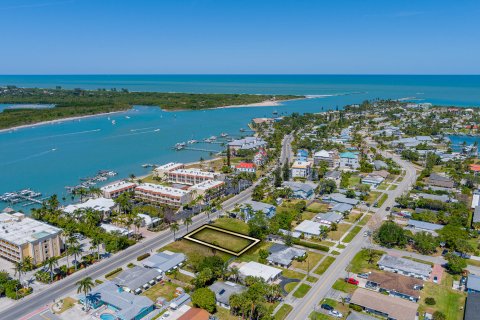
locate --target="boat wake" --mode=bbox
[130,126,160,132]
[1,148,58,166]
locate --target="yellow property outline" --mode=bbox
[184,224,260,256]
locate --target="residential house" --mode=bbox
[427,173,454,189]
[314,150,338,167]
[112,266,162,294]
[137,213,161,228]
[296,149,309,162]
[464,292,480,320]
[322,193,359,206]
[473,206,480,229]
[100,223,132,236]
[178,308,210,320]
[142,251,186,273]
[366,271,423,302]
[416,193,452,203]
[169,293,191,310]
[405,219,443,235]
[294,220,323,238]
[349,288,418,320]
[466,274,480,293]
[361,173,385,188]
[281,181,315,199]
[253,148,268,166]
[266,244,306,268]
[240,200,276,221]
[373,160,388,170]
[238,261,282,283]
[339,152,359,169]
[79,281,154,320]
[325,170,341,183]
[209,281,246,309]
[63,197,115,219]
[331,203,354,215]
[228,137,267,155]
[291,160,312,179]
[377,254,432,280]
[235,162,256,173]
[346,311,378,320]
[314,211,343,226]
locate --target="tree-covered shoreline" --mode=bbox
[0,87,302,129]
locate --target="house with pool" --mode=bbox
[78,281,154,320]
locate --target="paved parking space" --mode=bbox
[430,264,444,283]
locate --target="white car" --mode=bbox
[329,310,343,318]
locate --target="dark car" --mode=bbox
[385,206,391,211]
[321,304,334,311]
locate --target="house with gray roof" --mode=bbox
[267,243,306,267]
[331,203,353,214]
[464,292,480,320]
[473,206,480,228]
[322,193,359,206]
[169,293,191,310]
[112,266,162,294]
[467,274,480,293]
[209,281,246,309]
[79,281,154,320]
[346,311,378,320]
[142,251,186,273]
[416,193,451,202]
[314,211,343,226]
[325,170,341,181]
[373,160,388,170]
[406,219,443,235]
[240,200,276,221]
[378,254,432,280]
[282,181,315,199]
[427,173,454,189]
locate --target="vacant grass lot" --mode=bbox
[418,275,466,320]
[191,227,253,252]
[306,202,329,213]
[292,252,324,272]
[302,210,318,220]
[237,241,272,263]
[275,304,293,320]
[348,175,361,187]
[293,283,311,298]
[366,191,382,205]
[332,278,357,294]
[342,226,362,243]
[141,281,178,301]
[347,249,384,273]
[328,223,351,241]
[212,217,249,235]
[314,256,336,275]
[347,212,362,223]
[164,238,232,264]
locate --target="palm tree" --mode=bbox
[23,256,34,272]
[65,235,79,269]
[76,277,94,311]
[90,235,102,261]
[13,261,25,286]
[133,216,143,236]
[69,244,83,271]
[230,266,240,283]
[184,216,193,234]
[45,257,59,283]
[170,222,179,240]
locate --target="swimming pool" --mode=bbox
[100,314,116,320]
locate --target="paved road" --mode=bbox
[286,147,418,320]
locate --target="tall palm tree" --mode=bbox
[65,235,79,269]
[133,216,143,236]
[184,216,193,234]
[69,244,83,271]
[45,257,59,283]
[90,235,102,261]
[170,222,179,240]
[13,261,25,285]
[230,266,239,283]
[76,277,94,311]
[23,256,34,272]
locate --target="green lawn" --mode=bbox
[377,193,388,207]
[348,175,361,187]
[141,281,178,301]
[214,307,239,320]
[309,311,333,320]
[328,223,351,241]
[346,249,384,273]
[302,211,318,220]
[293,283,311,298]
[212,217,250,235]
[282,268,305,281]
[237,241,272,263]
[275,304,293,320]
[163,238,232,267]
[314,256,336,275]
[357,214,372,226]
[291,252,324,272]
[376,183,389,190]
[284,282,298,293]
[346,212,362,223]
[418,278,466,320]
[306,202,329,213]
[190,227,253,252]
[342,226,362,243]
[306,275,318,283]
[332,278,357,294]
[366,191,381,205]
[388,184,398,190]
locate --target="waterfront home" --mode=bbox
[366,271,423,302]
[79,281,154,320]
[464,292,480,320]
[339,152,359,169]
[153,162,185,179]
[101,180,137,199]
[142,251,186,273]
[314,211,342,226]
[209,281,246,309]
[349,288,418,320]
[281,181,314,199]
[426,173,454,189]
[377,254,432,280]
[235,162,256,173]
[0,211,62,264]
[294,220,323,238]
[166,168,217,186]
[314,149,338,167]
[466,274,480,293]
[238,261,282,283]
[112,266,162,294]
[228,137,267,155]
[291,160,312,179]
[267,243,306,268]
[135,183,193,208]
[240,200,276,220]
[63,197,115,219]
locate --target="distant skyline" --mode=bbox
[1,0,479,74]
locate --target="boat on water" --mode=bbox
[220,133,228,137]
[154,129,160,132]
[239,128,245,132]
[125,116,131,119]
[112,120,116,125]
[209,136,217,141]
[187,140,198,144]
[273,110,278,115]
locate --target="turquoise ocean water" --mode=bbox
[0,75,479,210]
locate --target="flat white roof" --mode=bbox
[64,197,115,214]
[294,220,322,236]
[100,223,131,236]
[169,168,216,178]
[136,183,190,197]
[154,162,184,171]
[190,180,224,191]
[292,161,312,169]
[239,261,282,282]
[0,212,61,246]
[100,181,137,193]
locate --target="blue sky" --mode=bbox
[1,0,479,74]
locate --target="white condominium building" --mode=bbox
[101,181,137,199]
[135,183,192,208]
[166,168,216,186]
[0,212,63,264]
[153,163,185,179]
[189,180,225,201]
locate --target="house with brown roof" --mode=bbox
[366,271,423,302]
[178,307,210,320]
[349,288,418,320]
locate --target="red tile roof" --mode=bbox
[236,162,256,169]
